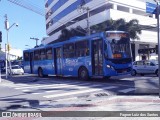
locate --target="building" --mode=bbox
[43,0,158,61]
[0,48,22,61]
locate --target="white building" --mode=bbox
[44,0,158,61]
[0,48,22,60]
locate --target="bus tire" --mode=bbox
[38,68,44,77]
[131,69,136,76]
[78,67,89,81]
[156,70,159,76]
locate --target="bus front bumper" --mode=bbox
[104,67,131,76]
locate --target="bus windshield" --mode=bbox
[106,32,131,59]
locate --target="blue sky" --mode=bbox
[0,0,47,51]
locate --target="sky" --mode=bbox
[0,0,47,51]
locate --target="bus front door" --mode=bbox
[92,39,103,76]
[29,52,33,74]
[55,47,63,75]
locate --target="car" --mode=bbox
[131,60,159,76]
[8,65,24,75]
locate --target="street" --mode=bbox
[0,73,159,112]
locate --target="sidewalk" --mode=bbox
[3,95,160,120]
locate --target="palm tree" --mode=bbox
[58,28,71,42]
[58,26,86,42]
[91,18,141,40]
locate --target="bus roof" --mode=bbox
[23,31,127,52]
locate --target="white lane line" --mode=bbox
[22,89,31,92]
[43,86,117,98]
[119,88,135,93]
[45,85,116,93]
[15,82,88,90]
[32,93,41,94]
[15,82,98,91]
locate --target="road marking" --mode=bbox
[32,93,41,94]
[119,88,135,93]
[43,86,116,98]
[15,82,101,91]
[22,89,30,92]
[15,82,90,90]
[44,85,116,93]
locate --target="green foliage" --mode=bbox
[58,26,86,42]
[91,18,141,40]
[17,56,22,60]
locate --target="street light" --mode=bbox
[4,14,18,79]
[25,45,32,49]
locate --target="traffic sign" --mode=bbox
[146,2,157,14]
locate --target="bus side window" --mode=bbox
[34,50,40,61]
[24,52,29,61]
[75,40,89,57]
[40,49,46,60]
[63,43,75,58]
[46,48,53,60]
[85,48,89,56]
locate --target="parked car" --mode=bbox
[131,60,159,76]
[8,65,24,75]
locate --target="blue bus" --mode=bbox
[23,31,132,80]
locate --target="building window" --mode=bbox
[133,9,146,16]
[117,5,129,12]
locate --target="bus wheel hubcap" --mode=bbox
[81,70,86,78]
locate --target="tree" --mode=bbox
[91,18,141,40]
[58,26,86,42]
[17,56,22,60]
[58,28,71,42]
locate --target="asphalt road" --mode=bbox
[0,73,159,111]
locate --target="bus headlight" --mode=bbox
[106,65,115,70]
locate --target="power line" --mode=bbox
[7,0,45,16]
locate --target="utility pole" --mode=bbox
[4,14,18,79]
[77,5,90,35]
[5,14,9,79]
[157,1,160,98]
[30,37,39,47]
[154,0,160,98]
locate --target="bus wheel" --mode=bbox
[156,70,159,76]
[38,68,44,77]
[131,70,136,76]
[79,67,89,80]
